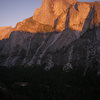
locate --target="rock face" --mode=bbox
[0,26,14,40]
[0,0,100,76]
[0,27,100,74]
[33,0,77,26]
[1,1,100,38]
[69,2,100,31]
[69,2,91,31]
[15,1,100,34]
[0,30,76,66]
[15,0,77,33]
[15,17,54,33]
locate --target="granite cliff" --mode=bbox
[15,1,100,33]
[0,26,14,40]
[0,0,100,76]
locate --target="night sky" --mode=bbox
[0,0,100,27]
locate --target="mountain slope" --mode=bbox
[0,26,100,75]
[0,0,100,76]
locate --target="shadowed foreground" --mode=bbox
[0,65,100,100]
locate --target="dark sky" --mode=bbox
[0,0,100,27]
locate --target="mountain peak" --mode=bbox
[1,0,100,40]
[33,0,77,26]
[42,0,77,4]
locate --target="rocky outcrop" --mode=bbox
[0,26,14,40]
[14,1,100,35]
[15,17,54,33]
[33,0,77,26]
[0,1,99,36]
[69,2,100,31]
[69,2,91,32]
[15,0,77,33]
[55,2,100,34]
